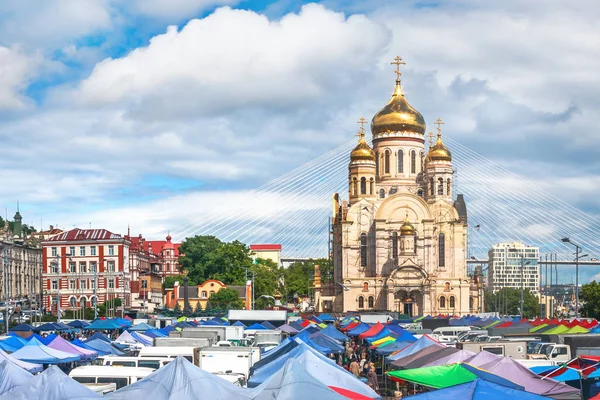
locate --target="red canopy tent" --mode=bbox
[341,321,360,332]
[300,319,312,328]
[359,322,384,339]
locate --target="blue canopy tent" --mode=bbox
[26,333,46,342]
[251,339,299,374]
[308,332,344,354]
[0,340,20,353]
[249,343,314,387]
[386,335,442,363]
[130,332,152,346]
[375,341,413,356]
[405,378,546,400]
[34,323,60,332]
[41,333,57,346]
[128,322,153,332]
[310,316,322,324]
[81,339,125,356]
[0,335,26,351]
[72,339,110,356]
[232,321,246,328]
[143,329,166,339]
[261,321,276,330]
[10,338,80,364]
[247,323,267,330]
[67,320,90,329]
[299,325,320,335]
[320,325,349,342]
[0,349,41,373]
[316,313,336,322]
[84,319,122,330]
[289,320,305,331]
[0,359,33,395]
[85,332,111,343]
[365,328,397,344]
[293,332,330,354]
[10,324,33,332]
[346,323,370,336]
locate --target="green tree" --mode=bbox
[581,281,600,318]
[162,275,195,290]
[484,287,539,318]
[251,258,284,303]
[282,258,330,299]
[206,288,244,310]
[194,301,203,313]
[178,236,252,285]
[173,302,182,315]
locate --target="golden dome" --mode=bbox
[371,81,426,135]
[350,137,375,162]
[400,213,415,236]
[427,133,452,162]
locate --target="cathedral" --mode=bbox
[327,57,479,316]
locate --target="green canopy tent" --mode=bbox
[387,363,523,390]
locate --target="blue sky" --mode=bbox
[1,0,600,282]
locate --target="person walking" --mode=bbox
[349,358,360,378]
[367,363,379,393]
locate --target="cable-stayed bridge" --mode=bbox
[170,136,600,278]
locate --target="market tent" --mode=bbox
[386,335,443,362]
[464,351,502,367]
[71,339,109,356]
[565,325,589,334]
[390,345,446,369]
[114,330,138,344]
[261,321,276,330]
[276,324,298,334]
[67,320,90,329]
[105,356,252,400]
[128,322,153,332]
[289,320,305,331]
[0,338,22,352]
[34,323,62,332]
[543,325,570,335]
[0,365,100,400]
[346,323,371,336]
[143,329,167,338]
[41,333,57,345]
[320,325,349,342]
[397,346,459,369]
[359,322,385,339]
[387,363,523,390]
[365,328,395,344]
[405,378,548,400]
[10,338,80,364]
[293,331,330,354]
[232,321,246,328]
[375,341,412,356]
[251,358,349,400]
[10,324,33,332]
[0,348,41,373]
[251,340,299,373]
[478,356,580,399]
[423,349,476,367]
[308,332,344,354]
[0,359,33,395]
[130,332,152,346]
[47,336,97,360]
[84,319,121,330]
[249,343,320,387]
[318,314,336,322]
[80,339,125,356]
[247,323,267,330]
[85,332,111,343]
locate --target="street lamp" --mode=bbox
[561,238,583,318]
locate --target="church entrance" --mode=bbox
[394,290,421,317]
[403,302,413,317]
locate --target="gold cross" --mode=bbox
[434,117,444,135]
[357,117,367,134]
[427,131,435,148]
[355,129,365,141]
[390,56,406,81]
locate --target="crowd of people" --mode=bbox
[334,341,380,393]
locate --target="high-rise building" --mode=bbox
[488,242,540,294]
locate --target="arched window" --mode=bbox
[352,178,357,196]
[398,150,404,173]
[445,282,450,291]
[375,152,379,175]
[363,282,369,291]
[417,189,423,197]
[209,291,215,296]
[69,297,76,307]
[438,178,444,195]
[360,177,366,194]
[439,233,446,267]
[392,232,398,259]
[80,297,86,308]
[411,150,416,174]
[90,296,97,306]
[360,233,368,268]
[384,150,391,174]
[447,178,451,197]
[430,178,434,196]
[368,296,374,308]
[420,151,424,171]
[370,178,374,194]
[379,188,385,199]
[449,296,456,308]
[201,291,207,299]
[358,296,364,308]
[440,296,446,308]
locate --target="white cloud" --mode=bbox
[0,0,112,48]
[0,46,39,109]
[78,4,389,117]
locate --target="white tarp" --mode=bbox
[106,356,252,400]
[0,359,32,395]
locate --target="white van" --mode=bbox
[101,356,172,370]
[69,366,154,390]
[432,326,475,339]
[138,346,194,362]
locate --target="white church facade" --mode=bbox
[326,57,480,316]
